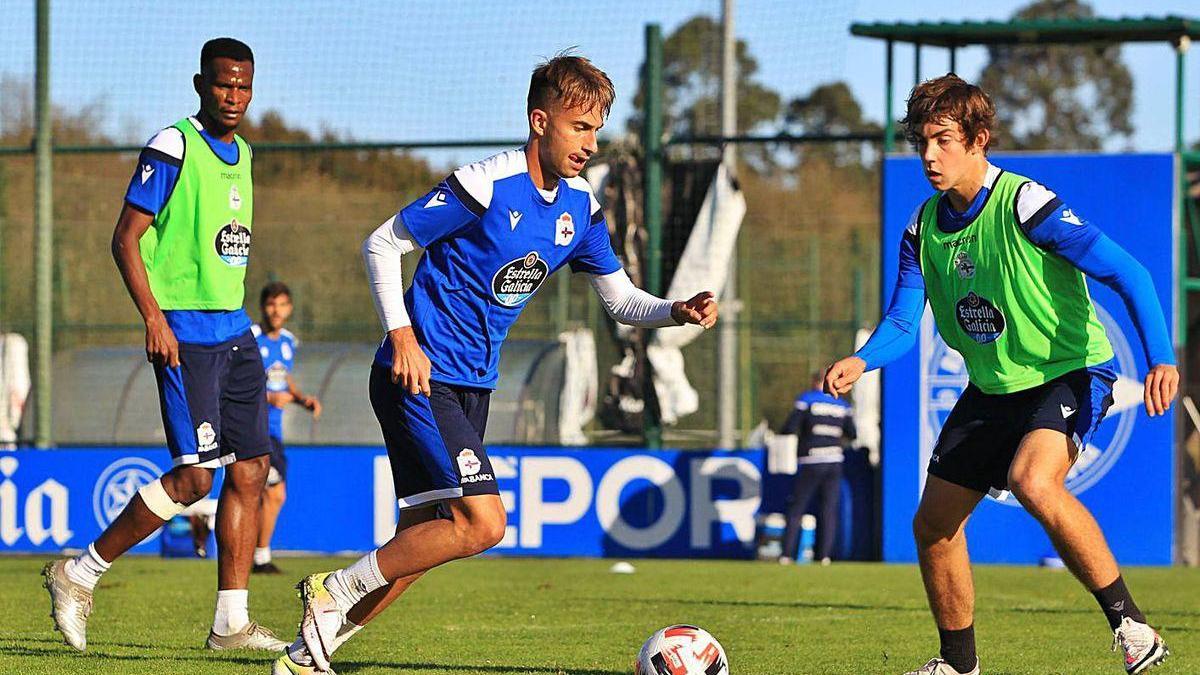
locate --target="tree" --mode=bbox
[631,15,781,139]
[978,0,1133,151]
[784,81,880,166]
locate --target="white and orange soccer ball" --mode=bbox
[634,624,729,675]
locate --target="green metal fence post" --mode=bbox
[1176,37,1188,154]
[913,41,922,86]
[884,39,895,154]
[642,23,664,450]
[34,0,53,448]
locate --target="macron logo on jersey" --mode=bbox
[423,191,448,209]
[508,209,523,230]
[1059,209,1083,226]
[140,164,155,185]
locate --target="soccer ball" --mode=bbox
[634,624,729,675]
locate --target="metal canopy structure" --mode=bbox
[849,15,1200,153]
[852,15,1200,47]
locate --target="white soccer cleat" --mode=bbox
[903,657,979,675]
[272,650,338,674]
[205,620,289,651]
[297,572,345,672]
[1113,616,1168,674]
[42,559,92,651]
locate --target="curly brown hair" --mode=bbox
[527,52,615,118]
[901,74,996,153]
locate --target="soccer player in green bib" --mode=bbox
[42,38,287,652]
[825,75,1176,675]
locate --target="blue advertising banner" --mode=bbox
[0,446,765,558]
[880,153,1177,564]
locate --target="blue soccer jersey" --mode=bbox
[252,324,297,440]
[375,148,622,389]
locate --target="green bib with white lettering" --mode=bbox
[139,118,253,310]
[917,169,1112,394]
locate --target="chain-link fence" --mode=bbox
[0,1,881,446]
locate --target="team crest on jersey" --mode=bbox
[492,251,549,307]
[266,362,288,389]
[955,291,1005,344]
[196,421,218,452]
[215,218,251,266]
[457,448,481,476]
[953,250,975,279]
[229,184,242,211]
[554,212,575,246]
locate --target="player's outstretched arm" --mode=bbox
[670,292,719,329]
[1066,235,1177,416]
[111,204,178,368]
[825,283,926,399]
[1088,244,1177,416]
[823,356,866,399]
[586,269,717,328]
[1018,187,1177,415]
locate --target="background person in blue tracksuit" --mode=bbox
[779,371,857,565]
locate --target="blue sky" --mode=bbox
[1,0,1198,161]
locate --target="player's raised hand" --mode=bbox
[145,312,180,368]
[389,326,432,396]
[672,291,719,329]
[1144,363,1178,417]
[823,356,866,399]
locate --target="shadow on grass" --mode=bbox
[337,660,624,674]
[0,640,625,675]
[602,596,1200,621]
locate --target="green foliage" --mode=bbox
[978,0,1134,151]
[630,15,781,138]
[785,81,882,167]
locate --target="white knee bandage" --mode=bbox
[138,478,187,520]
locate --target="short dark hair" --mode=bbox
[527,52,615,117]
[901,74,996,153]
[201,38,254,73]
[260,281,291,306]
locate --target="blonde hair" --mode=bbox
[527,53,615,118]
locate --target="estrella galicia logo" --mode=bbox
[492,251,549,307]
[922,303,1138,506]
[214,218,251,266]
[93,457,162,534]
[955,292,1005,343]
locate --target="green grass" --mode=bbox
[1,556,1197,674]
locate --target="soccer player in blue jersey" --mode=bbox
[824,75,1174,674]
[252,282,322,575]
[42,38,287,653]
[273,54,719,674]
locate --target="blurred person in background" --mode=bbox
[251,282,322,574]
[778,370,856,566]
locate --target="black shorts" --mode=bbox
[369,365,498,509]
[266,436,288,485]
[153,330,271,468]
[929,367,1115,494]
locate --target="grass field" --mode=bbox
[1,555,1197,674]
